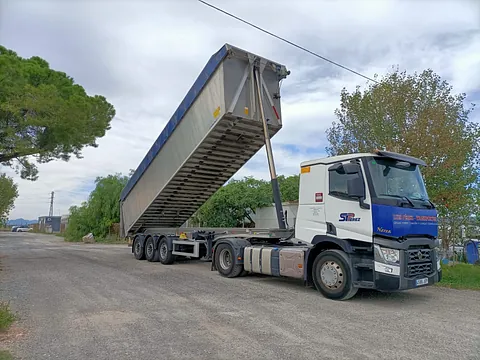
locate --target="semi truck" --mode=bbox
[120,43,441,300]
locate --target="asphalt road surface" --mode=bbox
[0,232,479,360]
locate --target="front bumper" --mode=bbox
[373,237,441,292]
[375,265,442,291]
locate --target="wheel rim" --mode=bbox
[160,243,167,260]
[320,260,344,290]
[146,242,153,257]
[134,241,141,255]
[219,248,232,270]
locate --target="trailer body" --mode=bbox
[120,44,289,237]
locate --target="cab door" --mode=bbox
[324,160,373,243]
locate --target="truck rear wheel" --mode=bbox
[312,250,358,300]
[145,236,159,262]
[158,238,175,265]
[133,237,146,260]
[215,243,244,278]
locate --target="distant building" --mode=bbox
[38,216,62,233]
[250,201,299,229]
[60,214,69,233]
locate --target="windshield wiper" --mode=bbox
[410,197,435,209]
[379,194,415,207]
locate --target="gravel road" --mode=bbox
[0,232,479,360]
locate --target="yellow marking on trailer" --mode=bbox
[213,106,221,118]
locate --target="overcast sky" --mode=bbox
[1,0,479,220]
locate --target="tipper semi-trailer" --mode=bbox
[120,43,441,300]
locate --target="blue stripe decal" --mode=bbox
[120,44,230,201]
[372,204,438,238]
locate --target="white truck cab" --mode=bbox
[292,150,441,298]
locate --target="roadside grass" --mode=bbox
[95,236,129,245]
[62,233,128,245]
[0,350,13,360]
[0,302,16,332]
[26,230,127,245]
[0,259,17,360]
[0,302,16,360]
[437,263,480,290]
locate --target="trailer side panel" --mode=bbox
[120,44,289,236]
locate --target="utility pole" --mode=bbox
[49,191,54,217]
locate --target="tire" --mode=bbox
[312,250,358,300]
[133,237,146,260]
[145,236,159,262]
[158,237,175,265]
[215,243,244,278]
[239,269,249,277]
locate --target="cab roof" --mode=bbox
[300,150,427,167]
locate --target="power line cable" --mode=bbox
[198,0,378,84]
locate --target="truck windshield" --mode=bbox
[366,157,429,204]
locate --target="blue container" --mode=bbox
[464,240,479,264]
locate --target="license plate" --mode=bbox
[416,278,428,286]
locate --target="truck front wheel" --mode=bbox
[215,243,244,278]
[312,250,358,301]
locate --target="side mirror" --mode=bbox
[347,177,365,198]
[347,176,370,210]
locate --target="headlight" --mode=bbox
[374,244,400,264]
[381,248,400,263]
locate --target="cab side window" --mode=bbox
[329,168,360,199]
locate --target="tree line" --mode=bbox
[189,175,300,228]
[63,174,300,241]
[1,46,479,248]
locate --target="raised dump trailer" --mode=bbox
[120,43,289,237]
[123,43,441,301]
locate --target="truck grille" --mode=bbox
[407,263,433,277]
[407,249,431,263]
[406,249,433,277]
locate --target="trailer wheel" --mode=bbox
[312,250,358,301]
[133,237,146,260]
[145,236,159,262]
[215,243,244,278]
[158,238,175,265]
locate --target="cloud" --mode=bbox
[0,0,479,219]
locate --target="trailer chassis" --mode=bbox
[131,227,296,262]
